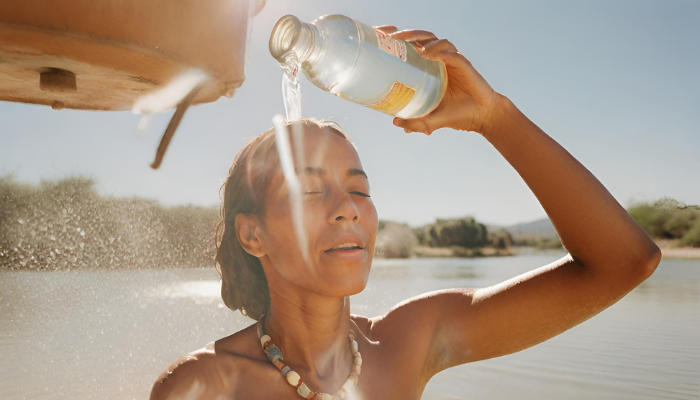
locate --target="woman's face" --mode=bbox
[258,124,378,298]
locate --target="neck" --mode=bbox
[264,286,354,387]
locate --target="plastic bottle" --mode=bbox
[269,14,447,118]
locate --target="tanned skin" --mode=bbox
[150,27,661,400]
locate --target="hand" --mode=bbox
[381,28,502,135]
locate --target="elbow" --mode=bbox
[632,242,661,283]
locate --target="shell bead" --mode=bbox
[286,370,301,386]
[267,346,281,358]
[297,383,311,398]
[341,378,354,391]
[257,313,361,399]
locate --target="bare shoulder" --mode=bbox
[367,289,467,338]
[362,290,475,377]
[150,345,223,400]
[150,323,265,400]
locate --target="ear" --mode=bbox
[234,214,267,257]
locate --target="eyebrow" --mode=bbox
[296,167,368,179]
[347,168,368,179]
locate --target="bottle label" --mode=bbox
[375,28,407,62]
[368,81,415,114]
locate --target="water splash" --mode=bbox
[0,176,219,270]
[137,114,152,139]
[131,68,211,115]
[273,115,310,265]
[131,68,211,169]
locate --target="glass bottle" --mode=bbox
[269,14,447,118]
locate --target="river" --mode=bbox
[1,252,698,399]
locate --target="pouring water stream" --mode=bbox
[274,55,310,264]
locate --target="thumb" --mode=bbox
[393,117,433,135]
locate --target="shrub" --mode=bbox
[450,246,484,258]
[375,222,417,258]
[416,217,489,248]
[680,218,700,247]
[627,197,700,241]
[488,229,513,249]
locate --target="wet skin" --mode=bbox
[151,27,661,400]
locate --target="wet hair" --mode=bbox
[215,118,355,320]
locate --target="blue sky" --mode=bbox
[1,0,698,226]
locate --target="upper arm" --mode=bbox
[374,252,658,378]
[150,349,231,400]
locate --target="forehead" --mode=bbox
[291,124,361,168]
[264,125,363,194]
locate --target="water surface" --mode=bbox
[1,252,698,399]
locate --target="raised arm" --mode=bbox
[371,29,661,379]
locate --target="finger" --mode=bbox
[389,30,438,46]
[422,39,459,58]
[421,48,470,68]
[393,117,433,135]
[374,25,399,34]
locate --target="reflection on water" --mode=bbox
[1,253,698,399]
[146,280,221,303]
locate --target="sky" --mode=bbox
[1,0,698,227]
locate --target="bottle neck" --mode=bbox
[295,22,318,63]
[269,15,318,64]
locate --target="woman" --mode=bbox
[150,27,661,400]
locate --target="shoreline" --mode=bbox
[655,239,700,259]
[409,241,700,260]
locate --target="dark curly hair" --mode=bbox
[214,118,354,320]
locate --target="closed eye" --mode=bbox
[350,191,370,198]
[304,191,322,195]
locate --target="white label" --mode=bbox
[375,28,407,62]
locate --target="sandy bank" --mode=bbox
[656,239,700,259]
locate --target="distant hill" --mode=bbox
[503,217,557,241]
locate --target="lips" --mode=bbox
[324,233,366,252]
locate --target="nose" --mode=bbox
[327,191,360,224]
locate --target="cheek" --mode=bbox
[363,199,379,228]
[262,198,322,261]
[361,200,379,247]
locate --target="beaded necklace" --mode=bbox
[257,314,362,400]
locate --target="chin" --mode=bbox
[321,264,370,297]
[331,278,369,298]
